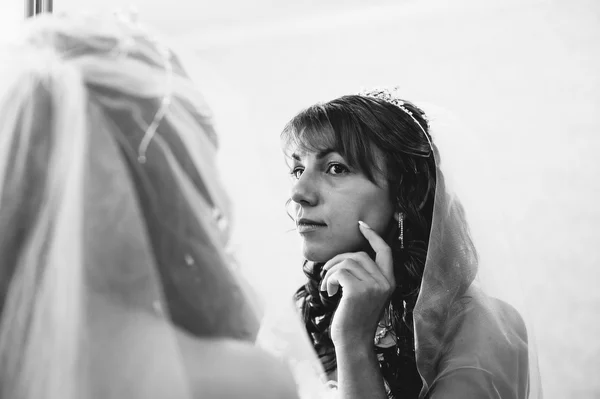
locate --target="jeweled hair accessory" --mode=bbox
[358,86,432,149]
[113,8,174,164]
[112,10,227,233]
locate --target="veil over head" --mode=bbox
[0,11,265,399]
[410,100,542,399]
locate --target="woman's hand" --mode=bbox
[321,221,396,348]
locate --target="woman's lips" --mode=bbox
[297,223,326,234]
[297,218,326,234]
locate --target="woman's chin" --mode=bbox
[301,235,366,263]
[301,245,335,264]
[302,252,328,264]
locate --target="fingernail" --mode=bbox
[358,220,370,229]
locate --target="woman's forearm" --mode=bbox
[335,342,388,399]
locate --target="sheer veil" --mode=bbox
[412,101,542,398]
[0,12,267,399]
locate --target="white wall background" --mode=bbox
[3,0,599,398]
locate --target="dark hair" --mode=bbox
[282,95,438,398]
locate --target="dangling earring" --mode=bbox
[398,212,405,249]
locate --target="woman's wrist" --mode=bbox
[333,338,375,359]
[334,337,388,399]
[332,330,376,351]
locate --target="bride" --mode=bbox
[281,88,542,398]
[0,12,300,399]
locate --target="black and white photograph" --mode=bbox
[0,0,598,398]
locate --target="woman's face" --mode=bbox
[289,146,395,263]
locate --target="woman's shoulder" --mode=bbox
[448,291,528,361]
[91,299,299,399]
[467,293,527,343]
[431,292,530,399]
[176,327,300,399]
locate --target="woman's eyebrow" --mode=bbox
[291,148,337,161]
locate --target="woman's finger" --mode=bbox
[322,253,346,272]
[324,268,360,297]
[320,259,371,290]
[323,254,389,290]
[323,252,385,282]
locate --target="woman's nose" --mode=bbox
[291,174,318,207]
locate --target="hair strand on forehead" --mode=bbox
[281,101,390,185]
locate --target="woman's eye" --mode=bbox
[327,163,349,175]
[290,167,304,179]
